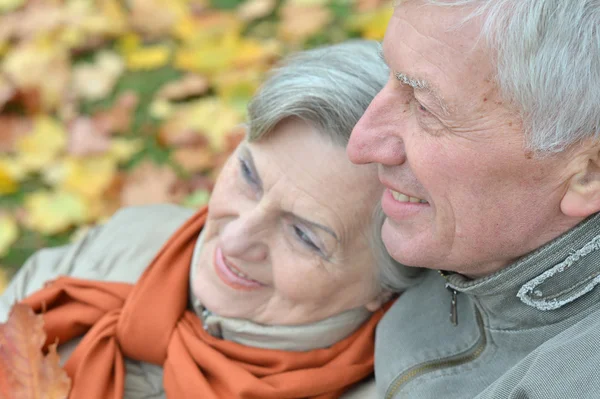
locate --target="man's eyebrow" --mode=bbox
[379,48,451,115]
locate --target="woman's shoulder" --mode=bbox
[1,204,197,321]
[64,204,197,283]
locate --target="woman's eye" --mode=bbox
[293,225,321,252]
[417,102,429,113]
[239,158,256,184]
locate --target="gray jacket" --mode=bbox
[0,204,376,399]
[377,213,600,398]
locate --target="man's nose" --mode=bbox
[347,89,407,166]
[219,208,269,262]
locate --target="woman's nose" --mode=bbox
[219,210,269,262]
[347,90,407,167]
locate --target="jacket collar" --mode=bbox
[445,213,600,330]
[188,230,372,351]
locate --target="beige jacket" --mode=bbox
[0,204,376,399]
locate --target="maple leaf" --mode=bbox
[0,304,71,399]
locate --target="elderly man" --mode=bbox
[348,0,600,398]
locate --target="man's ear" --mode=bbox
[561,148,600,218]
[365,291,394,312]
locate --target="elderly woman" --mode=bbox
[0,40,419,399]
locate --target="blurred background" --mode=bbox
[0,0,391,292]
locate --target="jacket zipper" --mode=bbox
[384,307,487,399]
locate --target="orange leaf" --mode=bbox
[0,304,71,399]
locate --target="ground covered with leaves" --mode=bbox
[0,0,391,293]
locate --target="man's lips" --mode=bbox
[213,246,265,290]
[381,188,429,221]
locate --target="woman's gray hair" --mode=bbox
[247,40,423,293]
[371,205,425,292]
[402,0,600,154]
[247,40,388,146]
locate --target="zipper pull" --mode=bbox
[446,283,458,326]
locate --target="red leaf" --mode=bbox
[0,304,71,399]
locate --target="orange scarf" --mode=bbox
[21,207,388,399]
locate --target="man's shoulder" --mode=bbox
[479,307,600,398]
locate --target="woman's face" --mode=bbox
[193,118,386,325]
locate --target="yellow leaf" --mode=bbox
[2,42,70,112]
[72,51,125,101]
[162,97,242,150]
[345,5,393,40]
[0,214,18,258]
[109,138,144,163]
[61,156,117,199]
[0,157,26,182]
[0,166,18,195]
[278,3,333,43]
[14,116,67,173]
[23,190,90,235]
[125,44,171,70]
[0,0,24,13]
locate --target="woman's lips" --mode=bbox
[213,246,264,290]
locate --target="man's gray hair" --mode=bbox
[409,0,600,154]
[247,40,387,146]
[247,40,423,292]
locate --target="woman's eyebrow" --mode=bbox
[295,215,340,243]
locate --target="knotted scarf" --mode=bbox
[21,207,388,399]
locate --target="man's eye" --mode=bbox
[418,102,429,113]
[293,225,321,252]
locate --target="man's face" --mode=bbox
[348,1,582,277]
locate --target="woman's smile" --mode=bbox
[214,246,265,290]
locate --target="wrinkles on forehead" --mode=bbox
[384,2,496,115]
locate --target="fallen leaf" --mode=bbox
[345,5,393,40]
[237,0,276,22]
[2,42,71,112]
[14,116,67,174]
[23,190,90,235]
[128,0,180,38]
[159,97,242,151]
[120,161,180,206]
[0,304,71,399]
[173,145,215,173]
[0,75,16,112]
[278,2,332,43]
[0,116,33,153]
[0,165,18,195]
[72,51,124,101]
[0,214,18,257]
[60,156,118,199]
[67,117,112,156]
[155,73,210,101]
[124,44,171,70]
[92,91,139,136]
[108,138,144,163]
